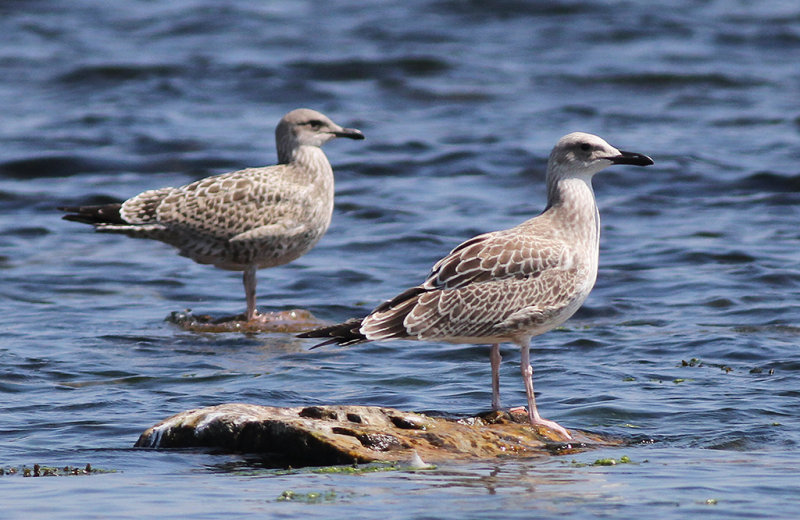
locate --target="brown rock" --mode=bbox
[135,404,618,467]
[165,309,322,333]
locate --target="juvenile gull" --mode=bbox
[298,132,653,440]
[61,108,364,321]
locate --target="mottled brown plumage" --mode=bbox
[61,108,364,320]
[300,132,653,440]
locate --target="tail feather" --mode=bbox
[297,317,368,347]
[300,287,426,348]
[357,286,424,341]
[59,203,125,226]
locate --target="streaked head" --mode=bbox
[276,108,364,162]
[548,132,653,180]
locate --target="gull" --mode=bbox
[298,132,653,440]
[61,108,364,321]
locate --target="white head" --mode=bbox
[547,132,653,182]
[276,108,364,163]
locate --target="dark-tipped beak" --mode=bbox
[333,127,365,140]
[610,150,654,166]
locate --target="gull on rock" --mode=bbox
[61,108,364,321]
[299,132,653,440]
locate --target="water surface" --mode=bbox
[2,1,800,518]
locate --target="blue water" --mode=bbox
[2,0,800,517]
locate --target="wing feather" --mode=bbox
[152,167,297,239]
[425,221,565,291]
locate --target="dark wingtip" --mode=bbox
[58,203,124,225]
[61,213,94,224]
[307,338,339,350]
[297,317,368,348]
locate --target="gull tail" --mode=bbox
[59,203,125,226]
[297,317,369,348]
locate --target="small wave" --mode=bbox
[553,71,768,89]
[4,226,49,238]
[288,56,450,82]
[716,28,800,47]
[57,63,183,85]
[0,155,127,179]
[711,116,785,127]
[681,250,757,265]
[733,171,800,193]
[432,0,595,18]
[399,85,493,103]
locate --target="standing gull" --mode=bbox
[299,132,653,440]
[61,108,364,322]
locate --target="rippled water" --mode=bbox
[2,0,800,518]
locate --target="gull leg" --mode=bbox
[243,265,259,321]
[490,343,501,411]
[519,341,571,440]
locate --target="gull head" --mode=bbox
[548,132,653,181]
[276,108,364,159]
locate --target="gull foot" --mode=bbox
[530,415,572,442]
[508,406,571,441]
[497,407,572,441]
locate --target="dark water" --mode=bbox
[2,0,800,517]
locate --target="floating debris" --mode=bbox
[1,463,111,477]
[680,358,703,367]
[570,455,634,467]
[408,451,433,470]
[276,490,340,503]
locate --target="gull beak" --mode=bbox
[333,127,365,140]
[609,150,654,166]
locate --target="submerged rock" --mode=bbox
[135,404,618,467]
[166,309,321,333]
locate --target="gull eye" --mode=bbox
[580,143,591,152]
[307,119,324,129]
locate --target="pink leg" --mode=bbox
[490,343,501,410]
[519,342,571,440]
[243,265,259,321]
